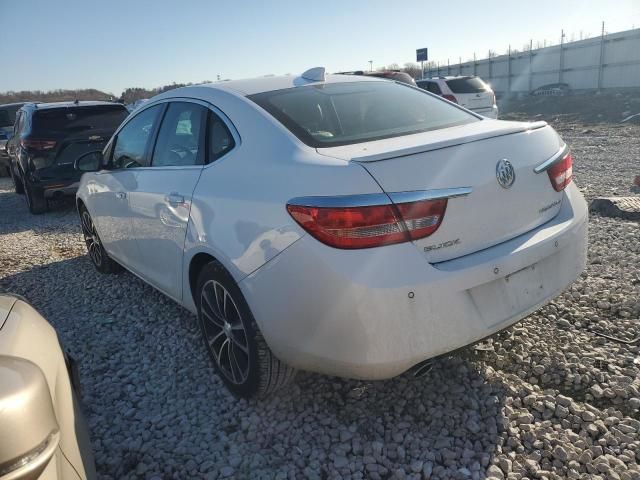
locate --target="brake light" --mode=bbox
[547,151,573,191]
[442,94,458,104]
[21,138,57,151]
[286,198,447,249]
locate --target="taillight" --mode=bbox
[547,151,573,191]
[286,198,447,249]
[21,138,57,151]
[442,94,458,104]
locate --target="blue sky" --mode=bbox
[1,0,639,95]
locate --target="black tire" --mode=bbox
[23,178,47,214]
[196,262,296,398]
[10,165,24,194]
[79,207,123,274]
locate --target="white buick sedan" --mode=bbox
[75,68,587,398]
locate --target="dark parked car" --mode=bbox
[0,102,27,175]
[530,83,570,96]
[7,101,129,214]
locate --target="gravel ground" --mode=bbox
[0,121,639,480]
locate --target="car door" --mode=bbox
[87,104,164,266]
[126,100,210,300]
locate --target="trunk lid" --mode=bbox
[317,120,566,263]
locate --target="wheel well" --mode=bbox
[189,253,224,304]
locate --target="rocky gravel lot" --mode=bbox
[0,121,639,480]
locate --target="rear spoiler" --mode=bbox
[318,121,548,163]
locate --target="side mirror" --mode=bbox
[74,151,103,172]
[0,356,60,479]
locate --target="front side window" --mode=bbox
[249,81,478,148]
[152,102,206,167]
[112,104,162,169]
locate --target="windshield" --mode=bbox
[249,81,478,148]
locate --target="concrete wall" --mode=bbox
[425,28,640,93]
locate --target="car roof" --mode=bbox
[428,76,476,81]
[23,101,125,111]
[0,102,28,109]
[196,72,387,96]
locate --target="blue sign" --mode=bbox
[416,48,428,62]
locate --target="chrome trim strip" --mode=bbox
[388,187,473,204]
[287,193,392,208]
[288,187,472,208]
[533,144,569,174]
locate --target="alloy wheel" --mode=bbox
[200,280,250,384]
[81,211,103,267]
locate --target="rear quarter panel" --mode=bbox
[180,87,385,311]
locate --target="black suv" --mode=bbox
[7,101,129,213]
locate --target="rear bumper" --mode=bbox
[241,183,587,379]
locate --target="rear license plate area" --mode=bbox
[468,261,548,328]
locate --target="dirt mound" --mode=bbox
[499,89,640,124]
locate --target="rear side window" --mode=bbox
[152,102,207,167]
[446,77,489,94]
[32,105,128,135]
[249,81,477,148]
[208,112,235,162]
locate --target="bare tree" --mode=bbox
[402,62,422,79]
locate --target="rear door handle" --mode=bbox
[116,192,127,199]
[165,193,185,205]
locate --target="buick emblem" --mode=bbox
[496,159,516,189]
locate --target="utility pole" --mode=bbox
[559,29,565,83]
[528,39,533,92]
[488,50,493,84]
[368,60,373,72]
[598,21,605,90]
[507,45,512,94]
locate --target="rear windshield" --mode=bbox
[33,105,128,134]
[446,77,489,94]
[0,105,22,128]
[249,82,478,148]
